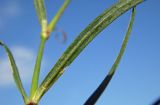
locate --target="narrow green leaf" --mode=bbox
[84,7,136,105]
[0,41,28,104]
[33,0,144,103]
[48,0,71,33]
[34,0,47,27]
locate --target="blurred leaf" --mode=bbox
[54,27,67,44]
[34,0,47,27]
[32,0,144,103]
[0,41,28,104]
[152,98,160,105]
[84,7,136,105]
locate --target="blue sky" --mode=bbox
[0,0,160,105]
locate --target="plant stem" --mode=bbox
[48,0,71,32]
[30,0,70,101]
[27,102,38,105]
[30,37,46,99]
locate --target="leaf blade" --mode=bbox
[84,7,136,105]
[0,41,28,104]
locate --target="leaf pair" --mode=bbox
[0,0,145,105]
[0,0,71,104]
[34,0,71,39]
[32,0,144,103]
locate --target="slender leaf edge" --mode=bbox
[0,41,28,104]
[84,7,136,105]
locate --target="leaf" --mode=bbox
[34,0,47,27]
[32,0,144,103]
[84,7,136,105]
[152,98,160,105]
[0,41,28,104]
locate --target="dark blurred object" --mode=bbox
[152,98,160,105]
[84,74,113,105]
[54,27,67,44]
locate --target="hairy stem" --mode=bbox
[30,37,46,99]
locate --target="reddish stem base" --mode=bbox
[27,102,37,105]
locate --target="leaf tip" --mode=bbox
[0,41,4,46]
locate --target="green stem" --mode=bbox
[30,37,46,99]
[27,102,38,105]
[30,0,70,101]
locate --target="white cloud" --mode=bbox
[2,1,21,18]
[0,46,35,86]
[0,0,22,31]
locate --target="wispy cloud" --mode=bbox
[0,0,22,31]
[0,46,35,86]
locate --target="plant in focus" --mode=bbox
[0,0,145,105]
